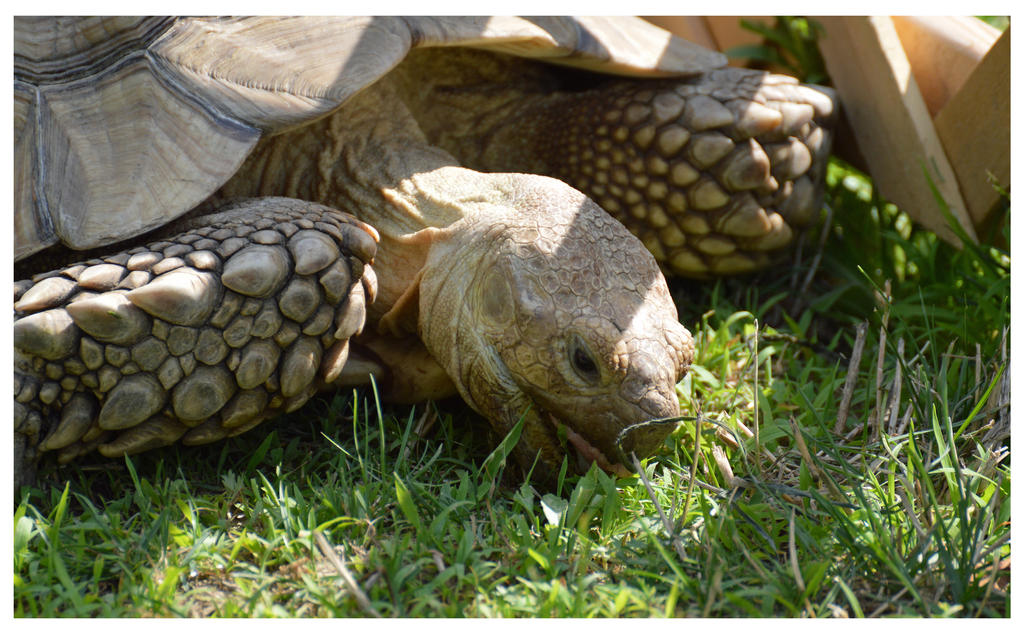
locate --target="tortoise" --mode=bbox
[13,17,836,491]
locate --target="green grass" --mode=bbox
[14,157,1010,616]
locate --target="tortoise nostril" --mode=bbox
[638,387,678,419]
[619,353,679,419]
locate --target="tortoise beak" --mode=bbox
[532,394,678,478]
[548,412,633,477]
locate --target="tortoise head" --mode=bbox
[418,174,694,479]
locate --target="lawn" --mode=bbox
[13,152,1010,617]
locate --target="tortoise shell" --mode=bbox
[14,16,726,260]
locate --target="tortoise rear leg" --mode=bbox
[13,197,378,491]
[400,50,838,278]
[490,70,837,277]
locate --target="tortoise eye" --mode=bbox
[569,335,600,383]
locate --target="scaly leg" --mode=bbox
[395,49,838,277]
[14,197,377,491]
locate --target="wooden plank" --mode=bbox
[814,16,975,243]
[933,27,1010,227]
[892,16,1000,116]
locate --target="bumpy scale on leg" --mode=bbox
[495,69,837,277]
[396,48,839,278]
[14,197,377,490]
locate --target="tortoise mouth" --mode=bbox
[538,409,631,478]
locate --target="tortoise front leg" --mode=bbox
[14,197,377,491]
